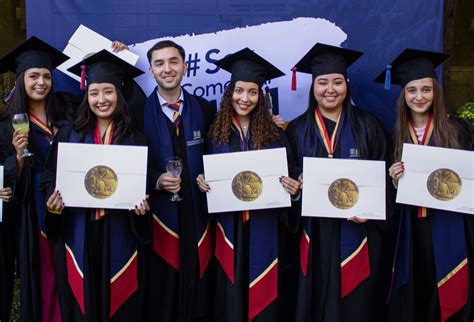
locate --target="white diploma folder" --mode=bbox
[203,148,291,213]
[397,144,474,215]
[56,143,148,210]
[302,157,386,220]
[57,24,139,81]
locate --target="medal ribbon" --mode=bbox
[407,115,434,218]
[28,112,54,141]
[232,116,251,222]
[314,106,344,158]
[93,122,114,220]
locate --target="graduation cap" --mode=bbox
[0,36,69,75]
[291,43,363,90]
[68,49,144,90]
[214,47,285,87]
[374,48,449,89]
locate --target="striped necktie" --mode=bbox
[166,101,182,135]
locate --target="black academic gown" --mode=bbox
[212,128,299,322]
[286,108,390,322]
[0,93,80,322]
[42,125,152,322]
[144,101,215,322]
[5,118,66,322]
[0,118,19,322]
[386,116,474,322]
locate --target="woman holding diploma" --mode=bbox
[0,36,73,322]
[43,50,151,322]
[286,43,387,322]
[379,49,473,322]
[196,48,300,322]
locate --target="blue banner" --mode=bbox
[27,0,444,129]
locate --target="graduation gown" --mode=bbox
[3,114,64,322]
[286,106,389,322]
[211,126,299,322]
[0,118,19,322]
[143,88,216,322]
[42,125,151,322]
[386,116,474,322]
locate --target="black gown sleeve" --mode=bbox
[0,117,32,204]
[285,117,304,177]
[449,114,473,150]
[41,125,73,240]
[127,131,152,245]
[277,129,301,233]
[354,108,391,230]
[54,92,83,124]
[196,96,217,131]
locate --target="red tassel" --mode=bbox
[80,65,86,91]
[291,67,297,91]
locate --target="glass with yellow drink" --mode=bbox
[12,113,33,157]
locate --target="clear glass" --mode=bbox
[12,113,33,157]
[165,156,183,201]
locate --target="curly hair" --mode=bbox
[209,82,279,150]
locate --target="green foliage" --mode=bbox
[1,73,15,100]
[455,102,474,126]
[10,278,20,321]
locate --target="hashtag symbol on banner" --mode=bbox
[186,53,200,77]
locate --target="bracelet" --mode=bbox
[47,207,63,215]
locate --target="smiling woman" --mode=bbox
[312,73,348,121]
[87,83,118,123]
[0,36,69,322]
[198,47,301,322]
[379,48,474,322]
[286,43,388,322]
[41,49,151,322]
[23,68,52,102]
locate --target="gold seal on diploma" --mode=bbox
[232,171,263,202]
[427,168,462,201]
[328,178,359,209]
[84,165,118,199]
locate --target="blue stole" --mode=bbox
[211,131,280,321]
[63,129,138,317]
[143,87,211,276]
[390,135,469,321]
[294,108,370,297]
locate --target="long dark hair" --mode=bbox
[304,78,371,159]
[8,71,66,124]
[6,71,68,166]
[393,78,462,162]
[209,82,279,150]
[74,85,133,143]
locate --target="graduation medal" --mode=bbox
[427,168,462,201]
[328,178,359,209]
[84,165,118,199]
[232,171,263,202]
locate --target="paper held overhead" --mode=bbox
[57,24,139,82]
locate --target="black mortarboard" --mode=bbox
[68,49,144,90]
[374,48,449,89]
[214,48,285,87]
[293,43,363,80]
[0,36,69,75]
